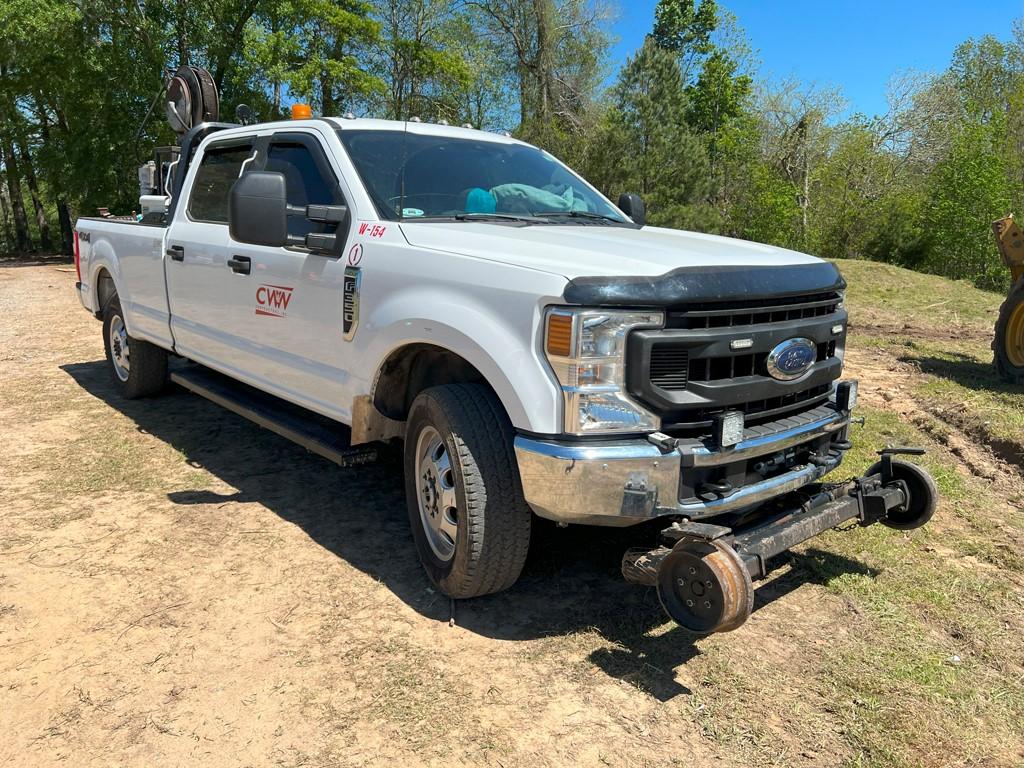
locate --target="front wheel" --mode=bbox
[102,296,168,398]
[404,384,532,599]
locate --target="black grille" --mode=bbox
[667,292,842,330]
[650,347,689,390]
[649,340,837,390]
[663,384,833,431]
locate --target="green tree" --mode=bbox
[923,119,1014,290]
[652,0,717,77]
[593,38,711,229]
[467,0,611,153]
[370,0,471,121]
[281,0,383,114]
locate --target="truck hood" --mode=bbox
[398,221,823,280]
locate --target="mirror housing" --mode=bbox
[618,192,646,227]
[229,171,288,247]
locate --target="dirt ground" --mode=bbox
[2,263,1023,767]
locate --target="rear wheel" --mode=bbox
[404,383,532,599]
[102,296,168,398]
[994,280,1024,384]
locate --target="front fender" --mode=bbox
[360,285,564,435]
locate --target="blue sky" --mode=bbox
[608,0,1024,117]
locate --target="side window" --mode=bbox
[187,143,253,223]
[264,140,344,238]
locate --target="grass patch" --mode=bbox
[841,259,1024,470]
[836,259,1005,333]
[15,420,212,500]
[786,404,1024,766]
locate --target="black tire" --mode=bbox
[867,459,938,531]
[404,383,532,599]
[102,296,168,399]
[993,279,1024,384]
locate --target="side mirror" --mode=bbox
[618,192,646,227]
[303,204,350,256]
[229,171,288,247]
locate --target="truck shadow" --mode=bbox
[905,351,1020,395]
[62,359,879,701]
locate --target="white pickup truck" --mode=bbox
[75,115,937,634]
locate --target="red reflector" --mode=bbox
[73,230,81,282]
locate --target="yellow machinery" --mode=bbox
[991,215,1024,383]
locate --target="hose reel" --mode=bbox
[165,66,220,135]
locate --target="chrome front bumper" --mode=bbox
[514,406,850,527]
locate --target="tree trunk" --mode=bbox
[321,73,333,115]
[0,132,32,253]
[175,0,189,67]
[57,199,73,256]
[33,96,73,256]
[533,0,554,125]
[801,150,810,244]
[16,134,53,252]
[0,184,13,251]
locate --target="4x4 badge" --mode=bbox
[343,266,361,340]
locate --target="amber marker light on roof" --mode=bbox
[290,103,313,120]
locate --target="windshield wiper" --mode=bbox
[533,211,629,224]
[451,212,548,224]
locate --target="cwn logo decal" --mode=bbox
[255,284,294,318]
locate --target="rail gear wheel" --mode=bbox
[656,537,754,635]
[994,278,1024,384]
[165,66,220,135]
[868,458,938,530]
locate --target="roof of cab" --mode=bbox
[199,116,526,146]
[324,116,526,145]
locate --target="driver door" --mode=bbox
[220,130,354,419]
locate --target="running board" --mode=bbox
[170,366,378,468]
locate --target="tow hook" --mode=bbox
[622,449,938,635]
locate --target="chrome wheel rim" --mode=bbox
[415,426,458,562]
[109,315,130,382]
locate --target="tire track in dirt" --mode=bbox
[845,346,1023,490]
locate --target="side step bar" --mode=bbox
[170,366,378,468]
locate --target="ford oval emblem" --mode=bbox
[766,338,817,381]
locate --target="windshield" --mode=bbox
[336,129,628,224]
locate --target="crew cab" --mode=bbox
[74,115,937,634]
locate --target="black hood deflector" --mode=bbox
[562,261,846,307]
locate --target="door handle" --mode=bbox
[166,245,185,261]
[227,255,251,275]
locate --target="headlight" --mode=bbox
[544,307,664,434]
